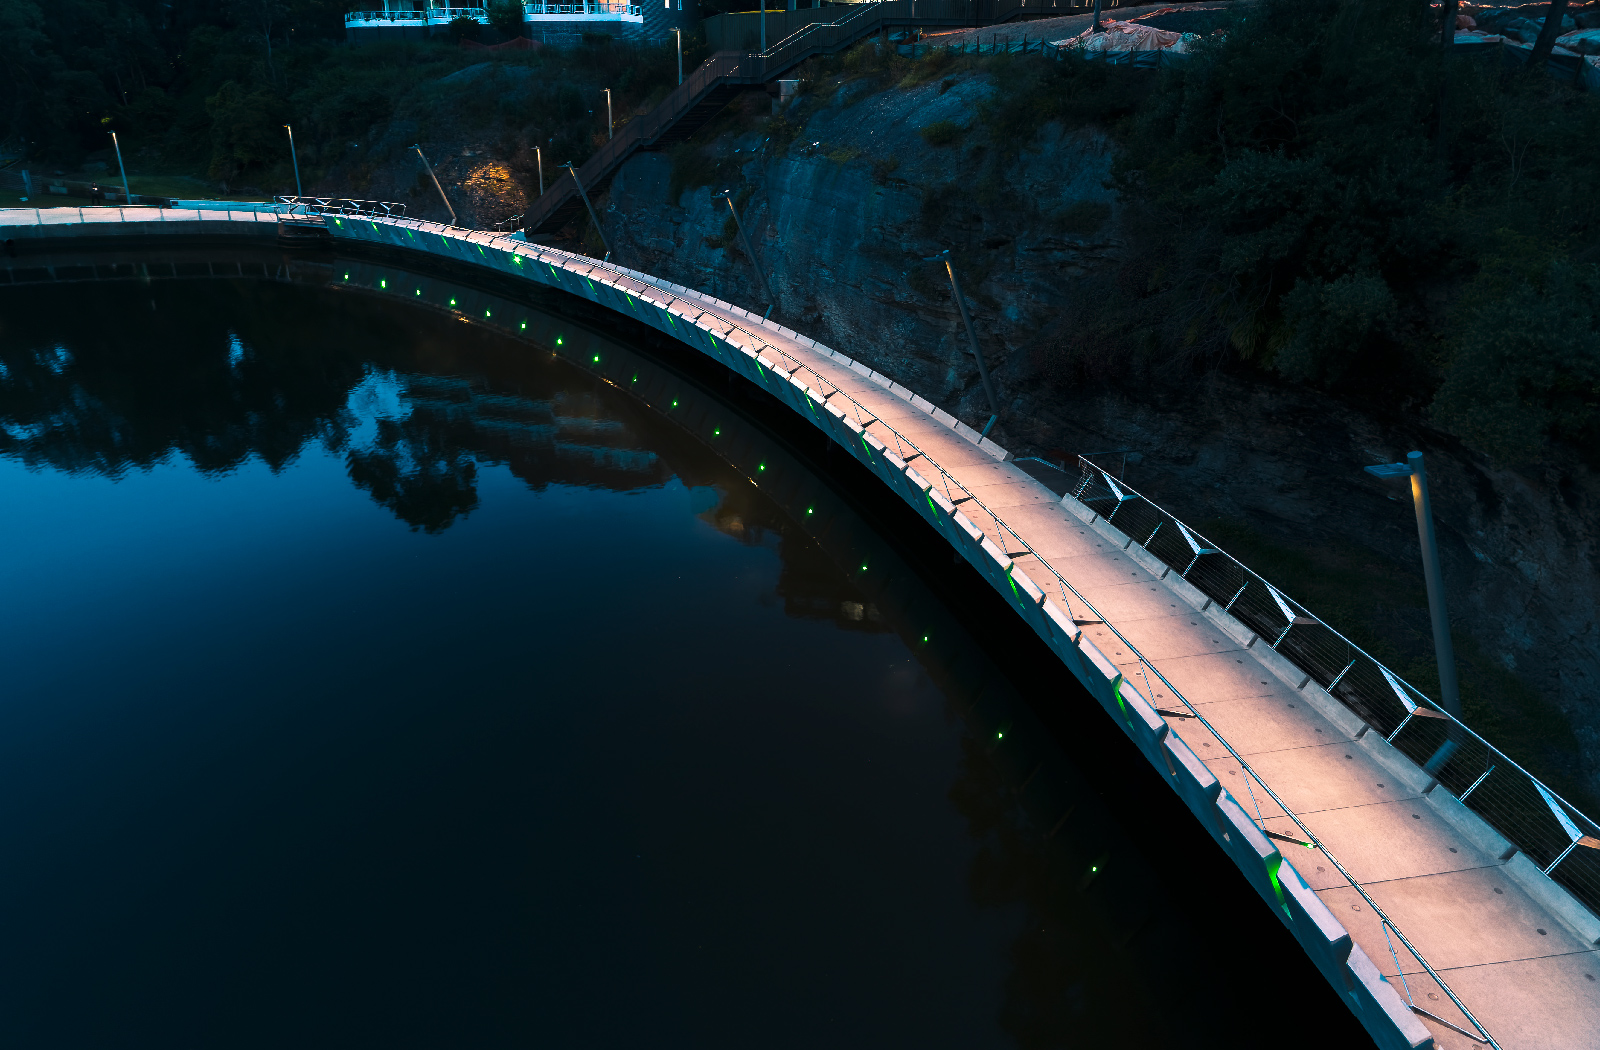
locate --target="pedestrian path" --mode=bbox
[571,241,1600,1050]
[5,205,1598,1050]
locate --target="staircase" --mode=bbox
[522,0,1070,237]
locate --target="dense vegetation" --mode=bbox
[0,0,690,196]
[783,0,1599,466]
[1040,0,1598,466]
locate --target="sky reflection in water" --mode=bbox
[0,275,1323,1050]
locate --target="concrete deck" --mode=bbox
[594,250,1600,1050]
[5,206,1598,1049]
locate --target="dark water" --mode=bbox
[0,259,1354,1049]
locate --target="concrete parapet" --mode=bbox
[1215,793,1287,913]
[1124,539,1169,579]
[1422,781,1518,862]
[1074,636,1124,716]
[1344,943,1435,1050]
[1039,599,1081,654]
[1246,631,1312,688]
[1059,491,1097,524]
[1199,600,1260,649]
[1109,676,1171,771]
[1157,566,1211,612]
[1277,858,1356,989]
[1502,852,1600,946]
[1163,732,1225,837]
[1086,511,1133,551]
[1353,730,1437,797]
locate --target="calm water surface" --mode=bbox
[0,268,1341,1049]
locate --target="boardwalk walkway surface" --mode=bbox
[525,239,1600,1050]
[4,206,1599,1050]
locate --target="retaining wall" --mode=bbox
[0,207,1433,1050]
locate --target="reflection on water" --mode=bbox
[0,267,1346,1049]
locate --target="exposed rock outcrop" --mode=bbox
[597,69,1600,798]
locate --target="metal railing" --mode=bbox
[354,217,1511,1045]
[275,196,408,218]
[524,1,641,14]
[518,237,1507,1047]
[344,7,487,23]
[523,0,1077,233]
[1071,457,1600,918]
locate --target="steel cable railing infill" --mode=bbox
[1071,455,1600,902]
[378,219,1496,1041]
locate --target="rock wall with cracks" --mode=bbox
[596,72,1600,801]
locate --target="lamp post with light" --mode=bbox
[1364,451,1465,769]
[284,124,302,198]
[565,162,610,261]
[671,28,683,85]
[110,131,132,203]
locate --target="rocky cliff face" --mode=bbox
[596,69,1600,798]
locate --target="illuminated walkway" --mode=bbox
[4,205,1598,1050]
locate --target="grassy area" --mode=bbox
[120,175,269,202]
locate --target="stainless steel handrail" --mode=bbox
[361,218,1503,1045]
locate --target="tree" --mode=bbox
[1527,0,1571,70]
[488,0,524,40]
[229,0,288,85]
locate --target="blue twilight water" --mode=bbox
[0,269,1349,1049]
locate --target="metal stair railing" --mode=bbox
[522,0,1059,234]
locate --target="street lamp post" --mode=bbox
[603,88,613,140]
[671,28,683,85]
[284,124,302,198]
[931,248,999,437]
[565,162,611,261]
[110,131,132,204]
[534,146,544,196]
[715,189,775,320]
[412,145,457,226]
[1365,452,1465,749]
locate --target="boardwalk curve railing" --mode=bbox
[1071,457,1600,926]
[0,206,1509,1046]
[493,235,1509,1047]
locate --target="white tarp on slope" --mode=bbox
[1052,19,1197,52]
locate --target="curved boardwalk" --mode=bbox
[5,206,1599,1050]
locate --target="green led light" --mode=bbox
[379,279,386,289]
[671,400,678,407]
[758,463,765,471]
[415,289,421,296]
[342,273,349,280]
[860,563,868,572]
[921,635,928,643]
[997,731,1004,740]
[631,374,638,383]
[485,310,492,318]
[713,428,721,436]
[520,321,526,330]
[805,507,813,515]
[1091,866,1099,873]
[556,337,563,345]
[593,354,600,363]
[450,298,457,306]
